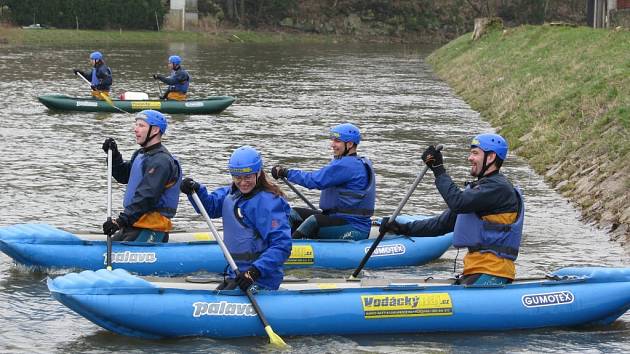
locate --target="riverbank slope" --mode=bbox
[427,25,629,244]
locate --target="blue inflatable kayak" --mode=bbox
[0,216,452,276]
[47,267,630,339]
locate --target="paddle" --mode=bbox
[349,144,444,279]
[75,72,130,114]
[105,148,113,271]
[156,79,163,99]
[190,192,288,348]
[281,177,317,210]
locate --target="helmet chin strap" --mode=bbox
[342,142,352,157]
[140,125,159,147]
[478,152,493,178]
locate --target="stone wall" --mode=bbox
[610,8,630,27]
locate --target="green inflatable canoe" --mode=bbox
[37,95,236,114]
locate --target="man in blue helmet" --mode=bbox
[73,51,113,99]
[380,133,524,285]
[101,110,182,243]
[271,123,376,240]
[180,146,292,291]
[152,55,190,101]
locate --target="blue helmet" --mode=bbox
[228,146,263,176]
[169,55,182,65]
[330,123,361,144]
[471,133,508,160]
[136,110,168,134]
[90,51,103,60]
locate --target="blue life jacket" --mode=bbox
[169,67,189,93]
[123,152,182,219]
[452,187,524,260]
[319,156,376,218]
[222,190,283,289]
[90,64,112,91]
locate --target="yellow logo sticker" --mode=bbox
[285,245,314,265]
[361,293,453,319]
[131,101,162,109]
[193,232,213,241]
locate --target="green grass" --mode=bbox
[427,25,630,179]
[0,27,342,45]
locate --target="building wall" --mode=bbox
[165,0,198,30]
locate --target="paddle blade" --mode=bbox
[264,325,289,348]
[100,92,114,106]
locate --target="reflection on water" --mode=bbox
[0,42,628,353]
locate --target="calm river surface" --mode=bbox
[0,42,628,353]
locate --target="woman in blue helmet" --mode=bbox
[271,123,376,241]
[152,55,190,101]
[73,51,112,99]
[380,133,524,286]
[101,110,182,243]
[180,146,292,291]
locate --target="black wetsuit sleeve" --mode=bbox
[399,208,456,237]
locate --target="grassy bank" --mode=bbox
[427,25,629,241]
[0,27,342,45]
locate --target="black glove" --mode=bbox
[152,74,159,80]
[379,216,402,235]
[73,69,81,75]
[421,145,445,176]
[271,166,288,180]
[102,138,118,155]
[235,266,261,292]
[180,177,200,195]
[102,218,119,235]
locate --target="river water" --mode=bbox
[0,42,628,353]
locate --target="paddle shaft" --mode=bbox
[156,80,163,98]
[75,72,130,114]
[190,192,286,346]
[350,144,444,279]
[191,192,238,271]
[281,177,317,210]
[106,149,113,270]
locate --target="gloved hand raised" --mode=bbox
[73,69,81,75]
[180,177,200,195]
[379,216,402,235]
[271,166,288,180]
[235,266,261,292]
[421,145,445,176]
[102,138,118,155]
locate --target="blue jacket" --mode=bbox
[453,187,524,260]
[79,62,112,91]
[157,66,190,93]
[286,154,375,234]
[111,143,181,226]
[189,185,292,290]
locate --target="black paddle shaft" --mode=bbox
[282,177,318,210]
[350,144,444,279]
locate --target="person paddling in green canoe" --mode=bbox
[73,51,112,100]
[152,55,190,101]
[101,110,183,243]
[379,133,525,286]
